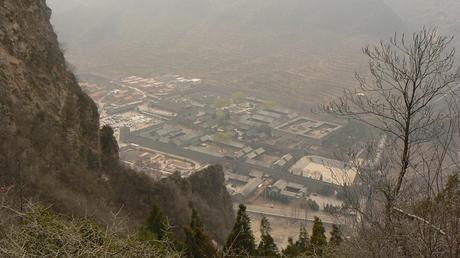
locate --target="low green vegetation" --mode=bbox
[0,203,343,257]
[223,205,344,258]
[231,92,246,104]
[184,209,218,258]
[257,216,279,257]
[137,204,170,241]
[306,199,320,211]
[224,204,257,257]
[0,205,181,258]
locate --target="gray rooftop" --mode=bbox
[226,172,250,183]
[272,179,288,191]
[258,110,283,119]
[238,177,263,197]
[246,152,258,160]
[249,170,264,178]
[255,148,266,155]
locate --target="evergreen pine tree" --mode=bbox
[329,224,343,246]
[282,237,300,257]
[310,216,327,256]
[296,223,311,253]
[190,209,203,229]
[138,204,169,241]
[224,204,256,257]
[282,223,312,257]
[184,209,218,258]
[257,216,279,257]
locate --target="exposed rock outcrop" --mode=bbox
[0,0,233,243]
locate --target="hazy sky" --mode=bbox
[46,0,460,105]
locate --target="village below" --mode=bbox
[80,72,364,246]
[3,1,460,257]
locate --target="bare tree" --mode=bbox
[325,27,460,215]
[324,28,460,257]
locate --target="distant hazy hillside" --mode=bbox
[384,0,460,29]
[384,0,460,48]
[49,0,405,105]
[50,0,401,43]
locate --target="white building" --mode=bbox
[290,156,357,186]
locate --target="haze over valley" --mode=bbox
[2,1,460,256]
[48,0,411,107]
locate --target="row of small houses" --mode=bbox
[234,146,266,160]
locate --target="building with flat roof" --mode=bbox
[289,155,357,186]
[242,147,253,153]
[255,148,266,155]
[225,172,250,185]
[246,152,258,160]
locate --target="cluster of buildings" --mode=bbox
[100,111,161,132]
[82,74,359,199]
[141,124,203,147]
[234,146,266,160]
[120,75,201,100]
[119,145,202,178]
[225,171,266,201]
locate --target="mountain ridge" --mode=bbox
[0,0,234,243]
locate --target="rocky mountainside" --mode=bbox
[0,0,104,210]
[0,0,233,243]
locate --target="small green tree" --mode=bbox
[263,100,278,109]
[282,237,300,257]
[310,217,327,256]
[329,225,343,247]
[215,110,230,125]
[282,224,311,257]
[224,204,256,257]
[184,209,218,258]
[257,216,279,257]
[307,199,320,211]
[215,98,231,108]
[296,223,311,253]
[138,204,169,241]
[231,92,245,104]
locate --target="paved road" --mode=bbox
[234,203,344,225]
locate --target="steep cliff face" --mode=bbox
[0,0,233,242]
[0,0,106,212]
